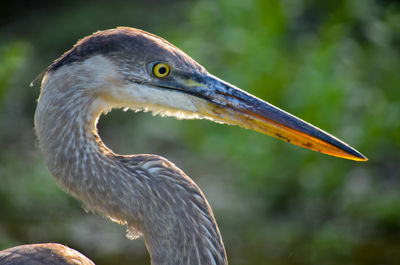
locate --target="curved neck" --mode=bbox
[34,68,228,265]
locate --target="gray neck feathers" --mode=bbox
[34,67,227,265]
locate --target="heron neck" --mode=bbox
[35,71,228,265]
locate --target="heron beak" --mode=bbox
[184,73,367,161]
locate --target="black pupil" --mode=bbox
[158,66,167,75]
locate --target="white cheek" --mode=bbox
[107,82,201,119]
[49,54,202,119]
[131,84,198,112]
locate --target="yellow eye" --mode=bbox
[152,62,170,78]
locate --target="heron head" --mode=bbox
[44,27,367,161]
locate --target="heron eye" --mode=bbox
[152,62,170,78]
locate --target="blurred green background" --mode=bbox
[1,0,400,264]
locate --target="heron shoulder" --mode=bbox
[115,154,214,224]
[114,154,227,265]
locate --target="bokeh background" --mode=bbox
[1,0,400,264]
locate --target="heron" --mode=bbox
[0,27,366,265]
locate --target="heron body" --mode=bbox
[0,27,366,265]
[0,244,94,265]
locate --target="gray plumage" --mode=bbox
[2,27,227,265]
[0,244,95,265]
[0,26,366,265]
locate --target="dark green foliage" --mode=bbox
[1,0,399,264]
